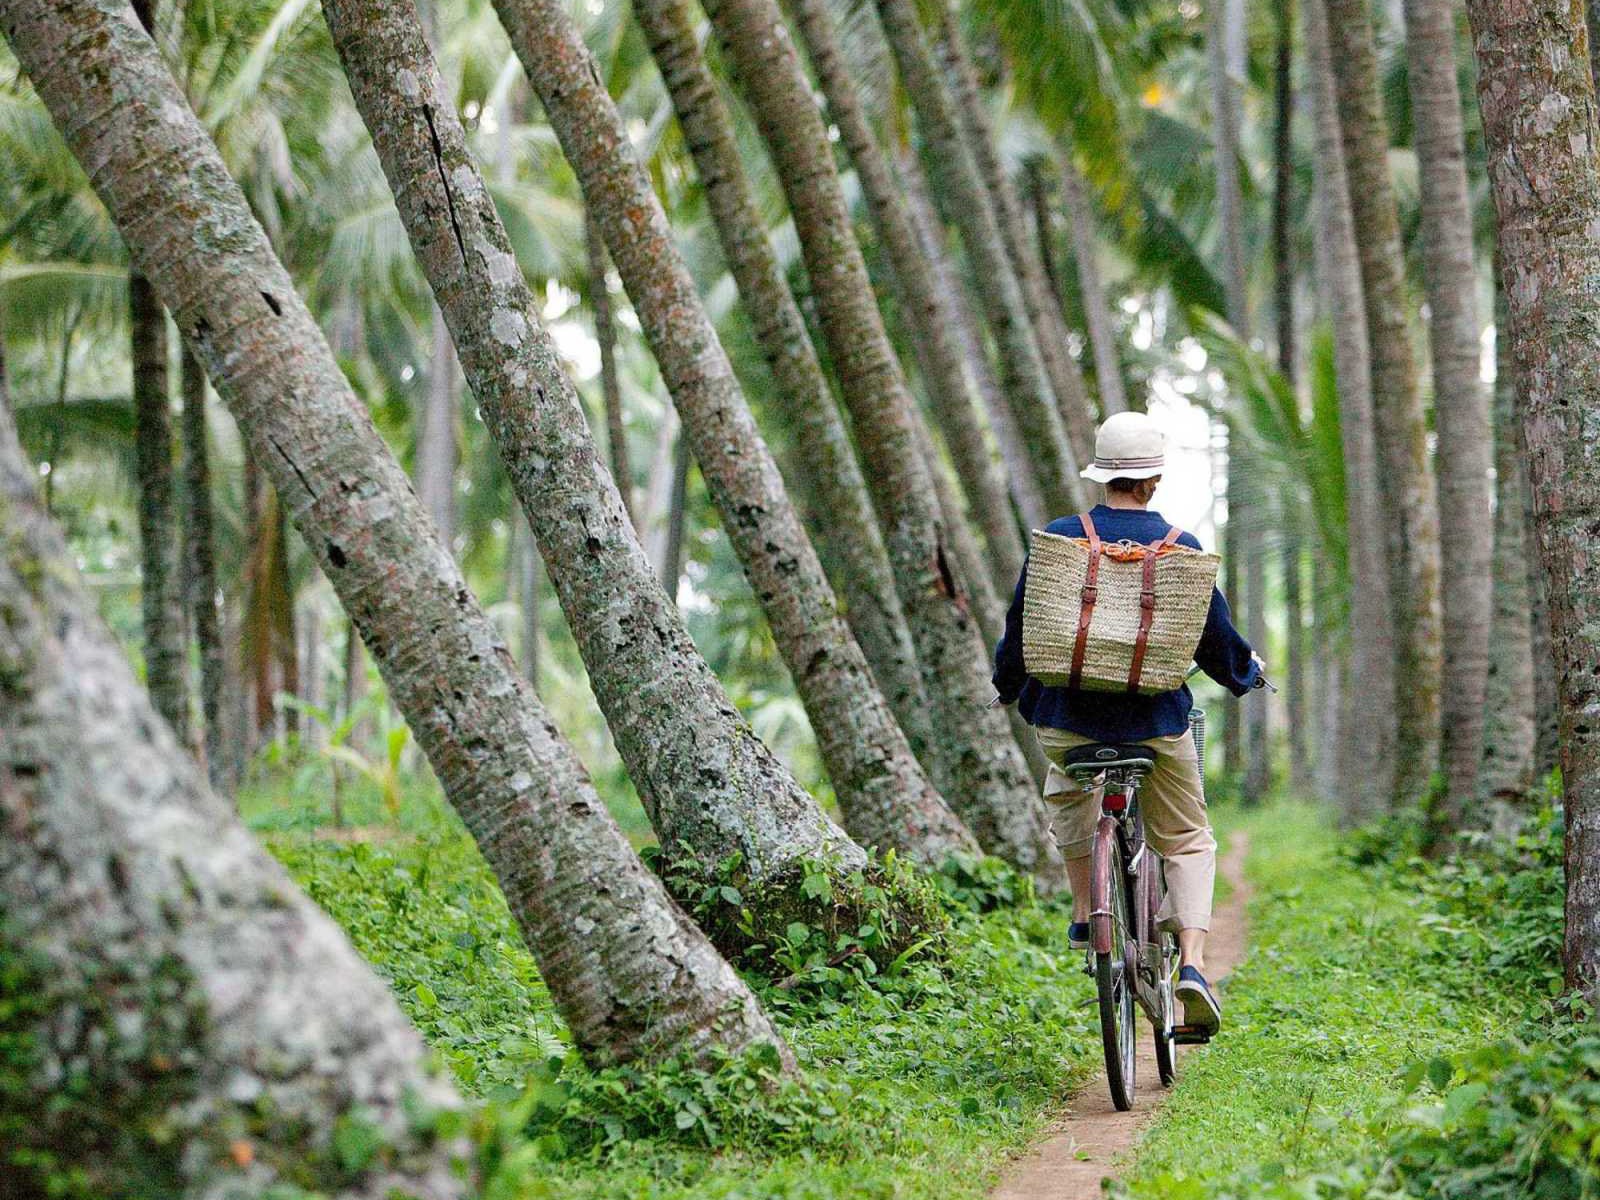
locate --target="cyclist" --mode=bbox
[993,411,1262,1037]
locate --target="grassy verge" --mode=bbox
[1116,801,1565,1196]
[261,786,1104,1198]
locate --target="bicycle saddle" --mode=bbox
[1060,742,1157,772]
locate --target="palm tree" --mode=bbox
[1304,0,1396,814]
[1203,0,1269,799]
[786,0,1024,594]
[1466,0,1600,998]
[1479,267,1534,804]
[1057,152,1128,415]
[130,264,191,746]
[1322,0,1444,805]
[477,0,974,880]
[632,0,947,785]
[3,0,788,1067]
[931,7,1098,464]
[900,144,1050,528]
[1402,0,1493,831]
[586,209,636,526]
[125,0,190,748]
[696,0,1064,884]
[874,0,1084,519]
[0,402,471,1198]
[180,348,227,793]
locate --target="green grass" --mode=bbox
[1116,802,1534,1195]
[248,768,1580,1198]
[259,775,1106,1198]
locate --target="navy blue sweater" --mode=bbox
[992,506,1260,742]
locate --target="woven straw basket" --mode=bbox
[1022,528,1220,694]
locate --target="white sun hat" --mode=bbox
[1080,411,1167,483]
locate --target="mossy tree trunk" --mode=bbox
[634,0,945,790]
[697,0,1064,886]
[473,0,964,877]
[1465,0,1600,1001]
[0,405,473,1199]
[1,0,788,1067]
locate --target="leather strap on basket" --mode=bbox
[1067,512,1103,690]
[1127,526,1183,693]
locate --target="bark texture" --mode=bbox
[0,403,472,1198]
[131,270,190,745]
[787,0,1023,594]
[480,0,961,870]
[698,0,1063,885]
[1305,0,1397,815]
[2,0,787,1066]
[876,0,1084,517]
[634,0,944,782]
[587,209,636,527]
[181,349,228,793]
[1324,0,1445,804]
[1479,269,1535,801]
[1466,0,1600,999]
[1404,0,1493,826]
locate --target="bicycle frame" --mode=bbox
[1080,765,1169,1026]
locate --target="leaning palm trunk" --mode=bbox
[1465,0,1600,999]
[1403,0,1492,832]
[932,9,1098,463]
[586,209,636,527]
[1323,0,1444,806]
[1478,267,1535,803]
[479,0,966,874]
[634,0,946,788]
[1,0,787,1068]
[181,349,228,793]
[1305,0,1397,815]
[787,0,1023,594]
[417,301,459,543]
[900,145,1049,529]
[875,0,1084,518]
[696,0,1064,886]
[1060,153,1129,415]
[131,270,190,746]
[0,406,472,1199]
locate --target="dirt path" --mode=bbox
[991,833,1253,1200]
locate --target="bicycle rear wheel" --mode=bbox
[1093,824,1137,1111]
[1142,856,1178,1087]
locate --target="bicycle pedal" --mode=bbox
[1170,1024,1213,1046]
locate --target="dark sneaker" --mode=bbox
[1175,965,1221,1035]
[1068,921,1092,950]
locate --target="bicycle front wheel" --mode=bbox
[1093,823,1137,1111]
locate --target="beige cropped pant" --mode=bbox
[1035,727,1217,932]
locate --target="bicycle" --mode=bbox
[1057,670,1275,1111]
